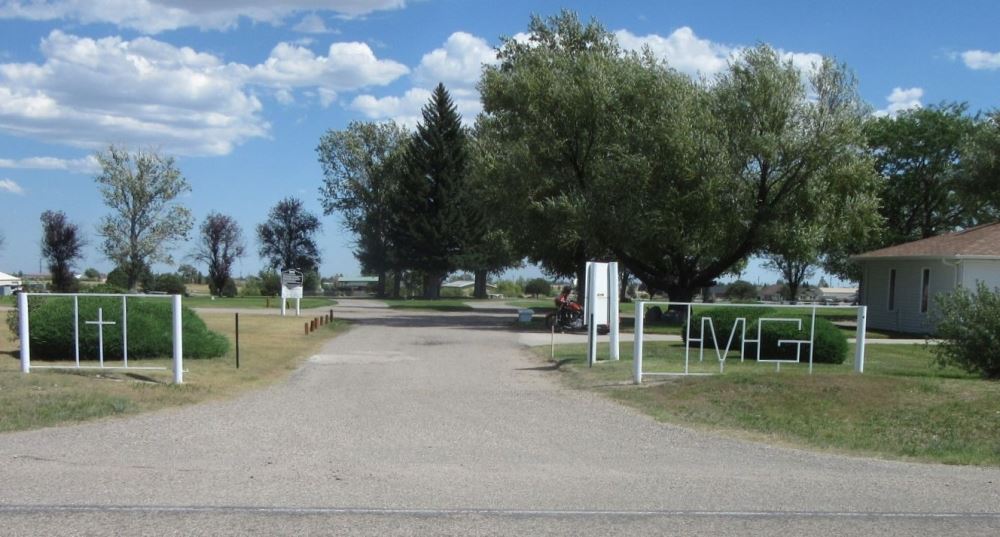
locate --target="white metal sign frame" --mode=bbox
[17,292,185,384]
[280,269,304,316]
[632,301,868,384]
[586,261,621,367]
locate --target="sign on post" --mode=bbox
[280,269,304,316]
[585,261,620,367]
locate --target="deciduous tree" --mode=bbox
[40,210,85,292]
[193,212,246,296]
[95,145,193,290]
[257,197,321,273]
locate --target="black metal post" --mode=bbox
[235,313,240,369]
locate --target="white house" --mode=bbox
[0,271,22,296]
[851,223,1000,334]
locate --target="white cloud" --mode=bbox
[616,27,734,78]
[0,31,408,155]
[0,0,406,33]
[0,178,25,194]
[413,31,496,87]
[960,50,1000,71]
[350,87,431,128]
[0,155,99,173]
[616,27,823,84]
[293,13,334,34]
[876,87,924,117]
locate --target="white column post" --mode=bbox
[854,305,867,373]
[586,263,598,368]
[18,292,29,373]
[96,307,105,367]
[73,295,79,367]
[633,301,644,384]
[280,291,287,317]
[296,297,301,317]
[122,295,128,368]
[609,262,620,361]
[172,294,183,384]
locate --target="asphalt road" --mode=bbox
[1,299,997,535]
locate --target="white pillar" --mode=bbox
[609,262,620,361]
[280,292,286,317]
[854,306,867,373]
[122,295,128,368]
[295,298,301,317]
[18,292,29,373]
[586,263,598,368]
[73,295,79,367]
[633,301,644,384]
[173,294,184,384]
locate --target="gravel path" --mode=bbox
[1,300,997,535]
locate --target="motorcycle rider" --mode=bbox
[555,285,582,313]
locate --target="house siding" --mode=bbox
[961,259,1000,291]
[861,260,957,334]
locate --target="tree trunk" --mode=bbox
[376,270,387,298]
[473,270,488,299]
[391,270,402,299]
[423,272,444,299]
[575,265,587,300]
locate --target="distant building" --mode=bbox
[335,276,379,295]
[852,223,1000,334]
[0,272,22,296]
[818,287,858,303]
[441,280,498,298]
[758,284,785,302]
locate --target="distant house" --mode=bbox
[758,284,785,302]
[0,272,22,296]
[441,280,498,298]
[851,223,1000,334]
[818,287,858,303]
[336,276,379,295]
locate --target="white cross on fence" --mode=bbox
[84,307,116,368]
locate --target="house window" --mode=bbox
[920,268,930,313]
[887,269,896,311]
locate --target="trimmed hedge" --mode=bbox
[17,296,228,361]
[682,307,847,364]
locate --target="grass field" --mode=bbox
[382,298,476,311]
[182,296,336,309]
[536,341,1000,466]
[0,311,348,433]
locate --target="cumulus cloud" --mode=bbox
[413,31,496,87]
[616,27,733,78]
[876,87,923,117]
[0,155,99,173]
[0,0,406,33]
[0,178,25,194]
[960,50,1000,70]
[0,30,408,155]
[352,31,490,127]
[293,13,334,34]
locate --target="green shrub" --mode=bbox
[259,270,281,297]
[724,280,758,302]
[18,296,227,361]
[240,277,261,297]
[525,278,551,297]
[150,273,187,295]
[221,278,238,298]
[932,282,1000,378]
[683,307,847,364]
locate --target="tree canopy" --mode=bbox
[193,212,246,296]
[480,12,879,301]
[40,210,85,292]
[95,145,193,290]
[257,197,322,273]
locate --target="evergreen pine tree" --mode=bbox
[390,83,480,298]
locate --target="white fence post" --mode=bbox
[609,262,620,361]
[633,301,644,384]
[854,305,867,373]
[18,292,29,373]
[173,294,184,384]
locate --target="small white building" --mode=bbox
[0,271,22,296]
[818,287,858,303]
[852,223,1000,334]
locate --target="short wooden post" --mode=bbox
[304,322,310,335]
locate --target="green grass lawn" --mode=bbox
[536,341,1000,466]
[381,298,475,311]
[0,312,349,433]
[182,296,335,309]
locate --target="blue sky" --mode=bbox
[0,0,998,286]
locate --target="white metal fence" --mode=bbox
[17,292,185,384]
[632,301,868,384]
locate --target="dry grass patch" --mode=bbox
[0,311,348,432]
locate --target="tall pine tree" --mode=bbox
[390,83,481,298]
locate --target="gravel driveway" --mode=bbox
[1,300,997,535]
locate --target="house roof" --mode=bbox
[338,276,379,284]
[758,284,784,295]
[852,223,1000,261]
[0,271,22,284]
[442,280,497,289]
